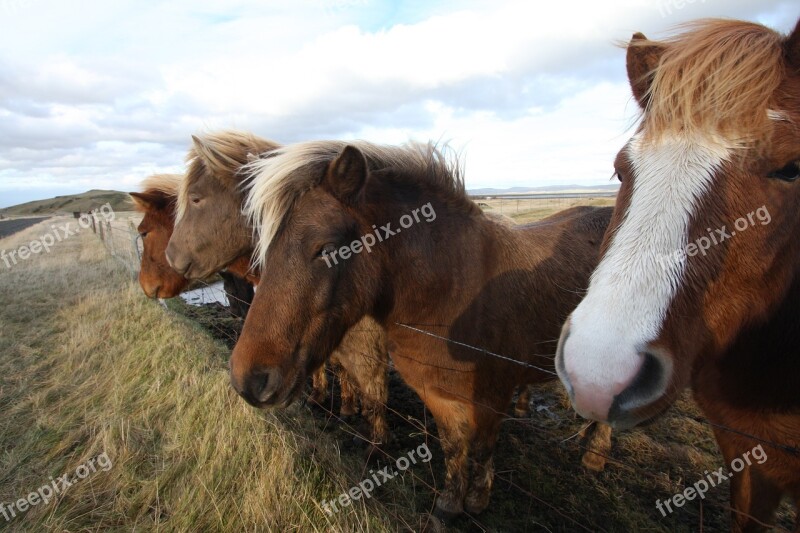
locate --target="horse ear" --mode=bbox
[129,192,152,211]
[325,145,368,205]
[626,32,665,109]
[786,18,800,70]
[129,191,168,211]
[191,135,239,180]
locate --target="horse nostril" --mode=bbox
[609,351,669,424]
[246,369,273,404]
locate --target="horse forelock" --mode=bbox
[175,131,280,222]
[133,173,183,212]
[638,19,786,146]
[243,140,468,269]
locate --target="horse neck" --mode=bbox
[362,189,566,327]
[695,269,800,411]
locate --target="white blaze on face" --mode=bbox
[560,133,729,418]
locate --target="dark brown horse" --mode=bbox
[166,131,391,448]
[556,19,800,531]
[231,140,614,524]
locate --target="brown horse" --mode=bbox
[166,131,391,447]
[130,174,190,299]
[556,19,800,530]
[231,139,614,524]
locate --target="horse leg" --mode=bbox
[711,426,783,533]
[356,358,390,456]
[308,364,328,406]
[464,408,502,515]
[728,465,782,533]
[336,364,359,417]
[513,385,531,417]
[580,422,612,472]
[425,396,471,524]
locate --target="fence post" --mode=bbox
[129,219,142,263]
[98,216,105,242]
[106,221,115,256]
[91,215,96,234]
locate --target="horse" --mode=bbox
[229,139,614,525]
[129,174,341,406]
[165,131,391,447]
[556,19,800,531]
[129,174,191,299]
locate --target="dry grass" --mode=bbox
[0,217,416,531]
[479,197,616,224]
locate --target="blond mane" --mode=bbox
[132,173,183,212]
[637,19,785,143]
[243,140,466,268]
[176,130,281,221]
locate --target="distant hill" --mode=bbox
[468,184,619,195]
[0,190,133,216]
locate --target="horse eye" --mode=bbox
[191,196,202,205]
[767,161,800,182]
[139,231,149,239]
[318,243,336,258]
[613,171,622,183]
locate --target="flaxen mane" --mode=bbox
[176,131,281,221]
[131,174,183,211]
[243,140,469,268]
[634,19,785,143]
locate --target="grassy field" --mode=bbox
[479,196,616,224]
[0,217,419,531]
[0,213,795,532]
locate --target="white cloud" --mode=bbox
[0,0,796,206]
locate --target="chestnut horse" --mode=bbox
[129,174,189,299]
[556,19,800,530]
[165,131,391,447]
[230,139,614,524]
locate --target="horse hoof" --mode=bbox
[581,451,607,472]
[364,443,387,464]
[431,504,460,527]
[421,513,448,533]
[464,491,490,515]
[308,392,328,405]
[340,405,358,417]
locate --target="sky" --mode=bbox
[0,0,796,208]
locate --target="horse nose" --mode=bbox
[232,367,282,407]
[607,351,668,427]
[139,278,161,299]
[165,241,188,274]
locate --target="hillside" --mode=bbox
[0,189,132,216]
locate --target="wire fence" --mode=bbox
[89,209,796,532]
